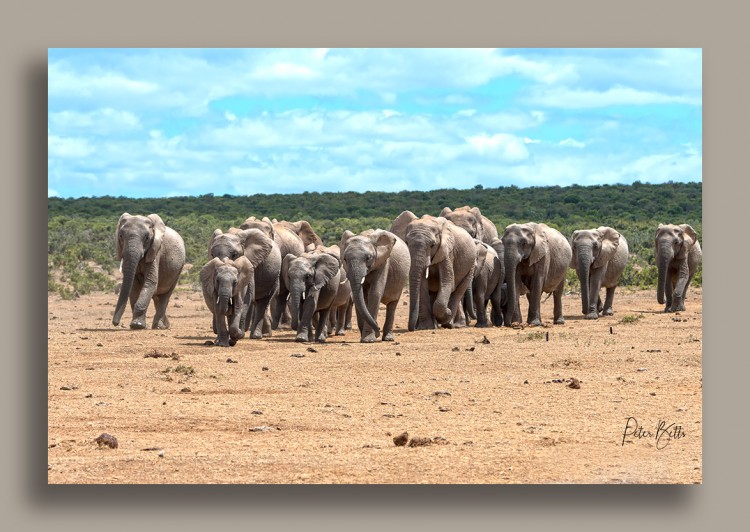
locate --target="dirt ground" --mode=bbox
[48,287,702,484]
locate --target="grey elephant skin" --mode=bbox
[200,256,254,346]
[390,211,476,331]
[240,217,323,329]
[310,244,353,337]
[439,206,499,244]
[340,228,410,342]
[502,222,572,326]
[282,251,341,343]
[112,213,186,329]
[655,223,702,312]
[208,227,281,339]
[570,227,629,319]
[471,238,505,327]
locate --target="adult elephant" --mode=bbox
[439,206,499,244]
[240,217,323,328]
[339,228,410,342]
[281,251,341,342]
[471,239,504,328]
[112,213,185,330]
[200,256,253,346]
[502,222,572,327]
[655,224,702,312]
[570,227,629,319]
[208,227,280,339]
[390,211,476,331]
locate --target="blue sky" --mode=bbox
[48,48,701,198]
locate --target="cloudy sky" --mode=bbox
[48,48,701,198]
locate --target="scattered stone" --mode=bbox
[226,358,238,363]
[94,433,118,449]
[610,327,614,334]
[438,407,451,412]
[480,335,491,344]
[393,432,409,446]
[649,392,657,396]
[637,368,647,372]
[180,387,191,393]
[408,437,433,447]
[545,332,549,342]
[524,380,529,385]
[141,447,162,451]
[395,352,402,356]
[158,450,165,458]
[306,347,318,353]
[262,367,269,371]
[568,378,581,389]
[85,393,93,398]
[616,376,626,382]
[451,347,460,352]
[249,426,275,432]
[60,385,78,391]
[645,349,661,353]
[97,343,103,347]
[467,346,476,352]
[290,353,306,358]
[251,410,263,415]
[433,391,451,397]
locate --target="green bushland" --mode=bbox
[47,181,702,297]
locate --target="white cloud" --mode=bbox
[48,188,59,197]
[465,133,529,162]
[48,108,141,134]
[527,85,701,109]
[48,134,94,158]
[559,138,587,148]
[225,111,237,122]
[456,109,477,117]
[524,137,541,144]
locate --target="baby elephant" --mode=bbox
[570,227,629,319]
[200,257,254,347]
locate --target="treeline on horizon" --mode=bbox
[48,181,702,298]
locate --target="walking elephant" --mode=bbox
[390,211,476,331]
[310,244,353,337]
[112,213,186,330]
[281,251,341,342]
[471,239,504,328]
[200,257,254,346]
[502,222,572,327]
[439,206,499,244]
[208,227,281,339]
[570,227,629,319]
[655,224,702,312]
[339,228,410,342]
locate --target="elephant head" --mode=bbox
[570,227,622,314]
[440,206,485,241]
[200,256,254,346]
[655,223,698,305]
[208,227,274,268]
[112,213,166,326]
[281,252,340,336]
[239,216,276,240]
[275,220,323,251]
[339,229,400,337]
[501,223,548,325]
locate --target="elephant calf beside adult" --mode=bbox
[570,227,629,319]
[502,222,572,327]
[200,257,254,346]
[112,213,186,330]
[655,224,702,312]
[340,228,410,342]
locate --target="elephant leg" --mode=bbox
[152,279,178,329]
[270,291,288,329]
[450,300,467,329]
[526,276,543,327]
[664,271,675,312]
[602,287,616,316]
[417,278,435,330]
[315,308,332,343]
[464,285,477,321]
[597,296,603,314]
[262,307,273,337]
[672,260,691,311]
[251,295,273,339]
[473,276,489,328]
[345,299,353,330]
[382,301,398,341]
[214,313,230,347]
[586,268,605,320]
[361,283,383,342]
[553,280,565,325]
[445,269,472,329]
[335,305,347,336]
[131,274,158,329]
[489,284,504,327]
[212,314,218,334]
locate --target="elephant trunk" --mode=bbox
[408,248,429,331]
[349,265,380,335]
[112,241,142,326]
[657,241,673,305]
[217,285,232,318]
[576,246,592,314]
[503,252,519,326]
[289,282,303,332]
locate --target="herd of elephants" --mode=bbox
[111,207,702,346]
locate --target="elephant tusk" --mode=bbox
[425,267,429,279]
[119,259,123,273]
[301,291,305,301]
[229,297,233,308]
[360,277,365,285]
[216,296,220,306]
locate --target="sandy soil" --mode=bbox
[48,287,702,484]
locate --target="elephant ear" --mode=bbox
[431,218,455,265]
[238,228,274,268]
[390,210,417,242]
[474,240,488,271]
[233,255,254,295]
[240,217,275,239]
[114,213,132,261]
[489,237,504,262]
[293,221,323,249]
[200,257,223,310]
[569,230,580,268]
[470,207,484,241]
[528,223,549,266]
[371,229,397,270]
[145,214,167,263]
[594,227,621,268]
[339,230,355,257]
[312,253,340,291]
[207,228,224,258]
[677,224,698,259]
